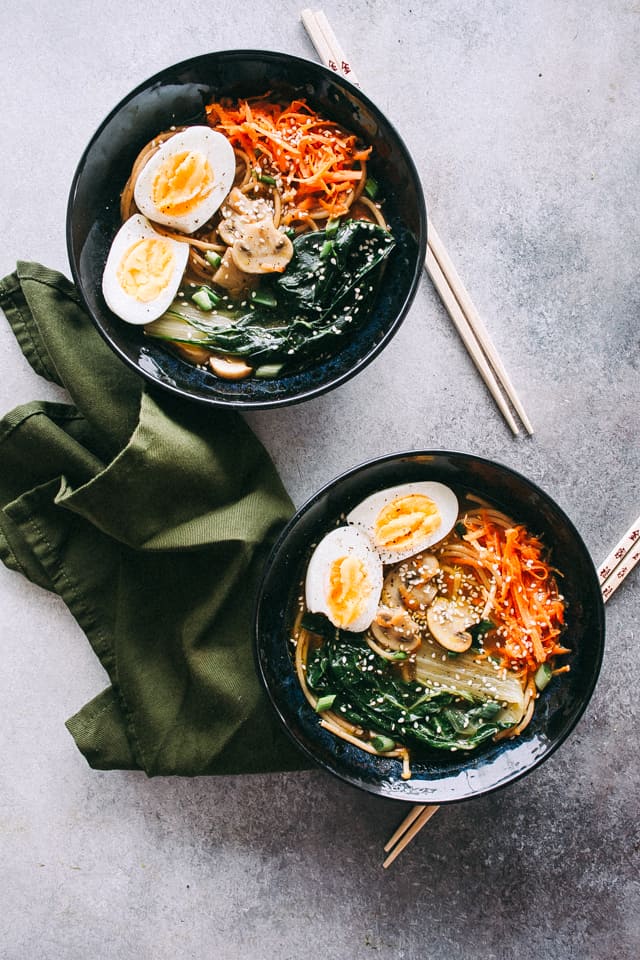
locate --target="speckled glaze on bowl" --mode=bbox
[254,451,605,804]
[66,50,427,409]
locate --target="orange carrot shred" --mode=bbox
[454,511,568,678]
[205,96,370,221]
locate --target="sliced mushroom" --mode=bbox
[382,554,440,613]
[380,570,403,607]
[208,354,253,380]
[397,553,440,611]
[212,248,259,296]
[217,188,274,243]
[225,186,273,220]
[408,552,440,580]
[371,605,422,652]
[426,597,477,653]
[231,219,293,274]
[169,341,213,365]
[217,214,248,246]
[400,578,438,612]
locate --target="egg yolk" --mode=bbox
[117,237,175,302]
[328,554,372,628]
[152,150,214,216]
[373,494,441,554]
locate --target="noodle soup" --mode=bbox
[292,485,568,779]
[102,95,395,382]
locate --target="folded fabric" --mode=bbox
[0,262,310,776]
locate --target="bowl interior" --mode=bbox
[67,50,426,408]
[255,451,605,803]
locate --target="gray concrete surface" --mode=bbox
[1,2,638,958]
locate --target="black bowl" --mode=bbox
[254,451,605,803]
[66,50,427,408]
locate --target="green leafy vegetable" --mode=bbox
[305,644,330,690]
[304,634,515,753]
[470,620,496,638]
[145,220,395,372]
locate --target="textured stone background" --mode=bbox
[0,2,638,958]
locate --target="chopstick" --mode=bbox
[300,9,533,436]
[380,515,639,867]
[382,804,439,869]
[427,226,534,434]
[301,8,361,86]
[425,245,520,435]
[598,515,640,601]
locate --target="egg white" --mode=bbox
[346,481,459,563]
[102,214,189,325]
[134,126,235,234]
[305,526,383,633]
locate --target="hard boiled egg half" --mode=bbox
[347,482,458,563]
[305,526,383,633]
[102,214,189,324]
[134,126,235,234]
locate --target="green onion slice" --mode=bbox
[315,694,337,713]
[205,251,222,270]
[534,662,553,691]
[370,735,396,753]
[364,177,379,200]
[250,289,278,309]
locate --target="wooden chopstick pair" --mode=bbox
[301,8,361,86]
[381,515,640,867]
[300,9,533,436]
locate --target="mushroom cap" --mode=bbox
[208,354,254,380]
[217,214,247,245]
[426,597,477,653]
[371,605,422,652]
[231,219,294,274]
[217,188,275,245]
[212,248,259,295]
[395,553,440,612]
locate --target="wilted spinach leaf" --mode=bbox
[153,220,395,369]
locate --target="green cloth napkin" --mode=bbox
[0,262,310,776]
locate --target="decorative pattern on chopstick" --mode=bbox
[301,9,360,85]
[300,8,532,437]
[598,515,640,601]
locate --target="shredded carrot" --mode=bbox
[205,95,371,224]
[452,511,568,675]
